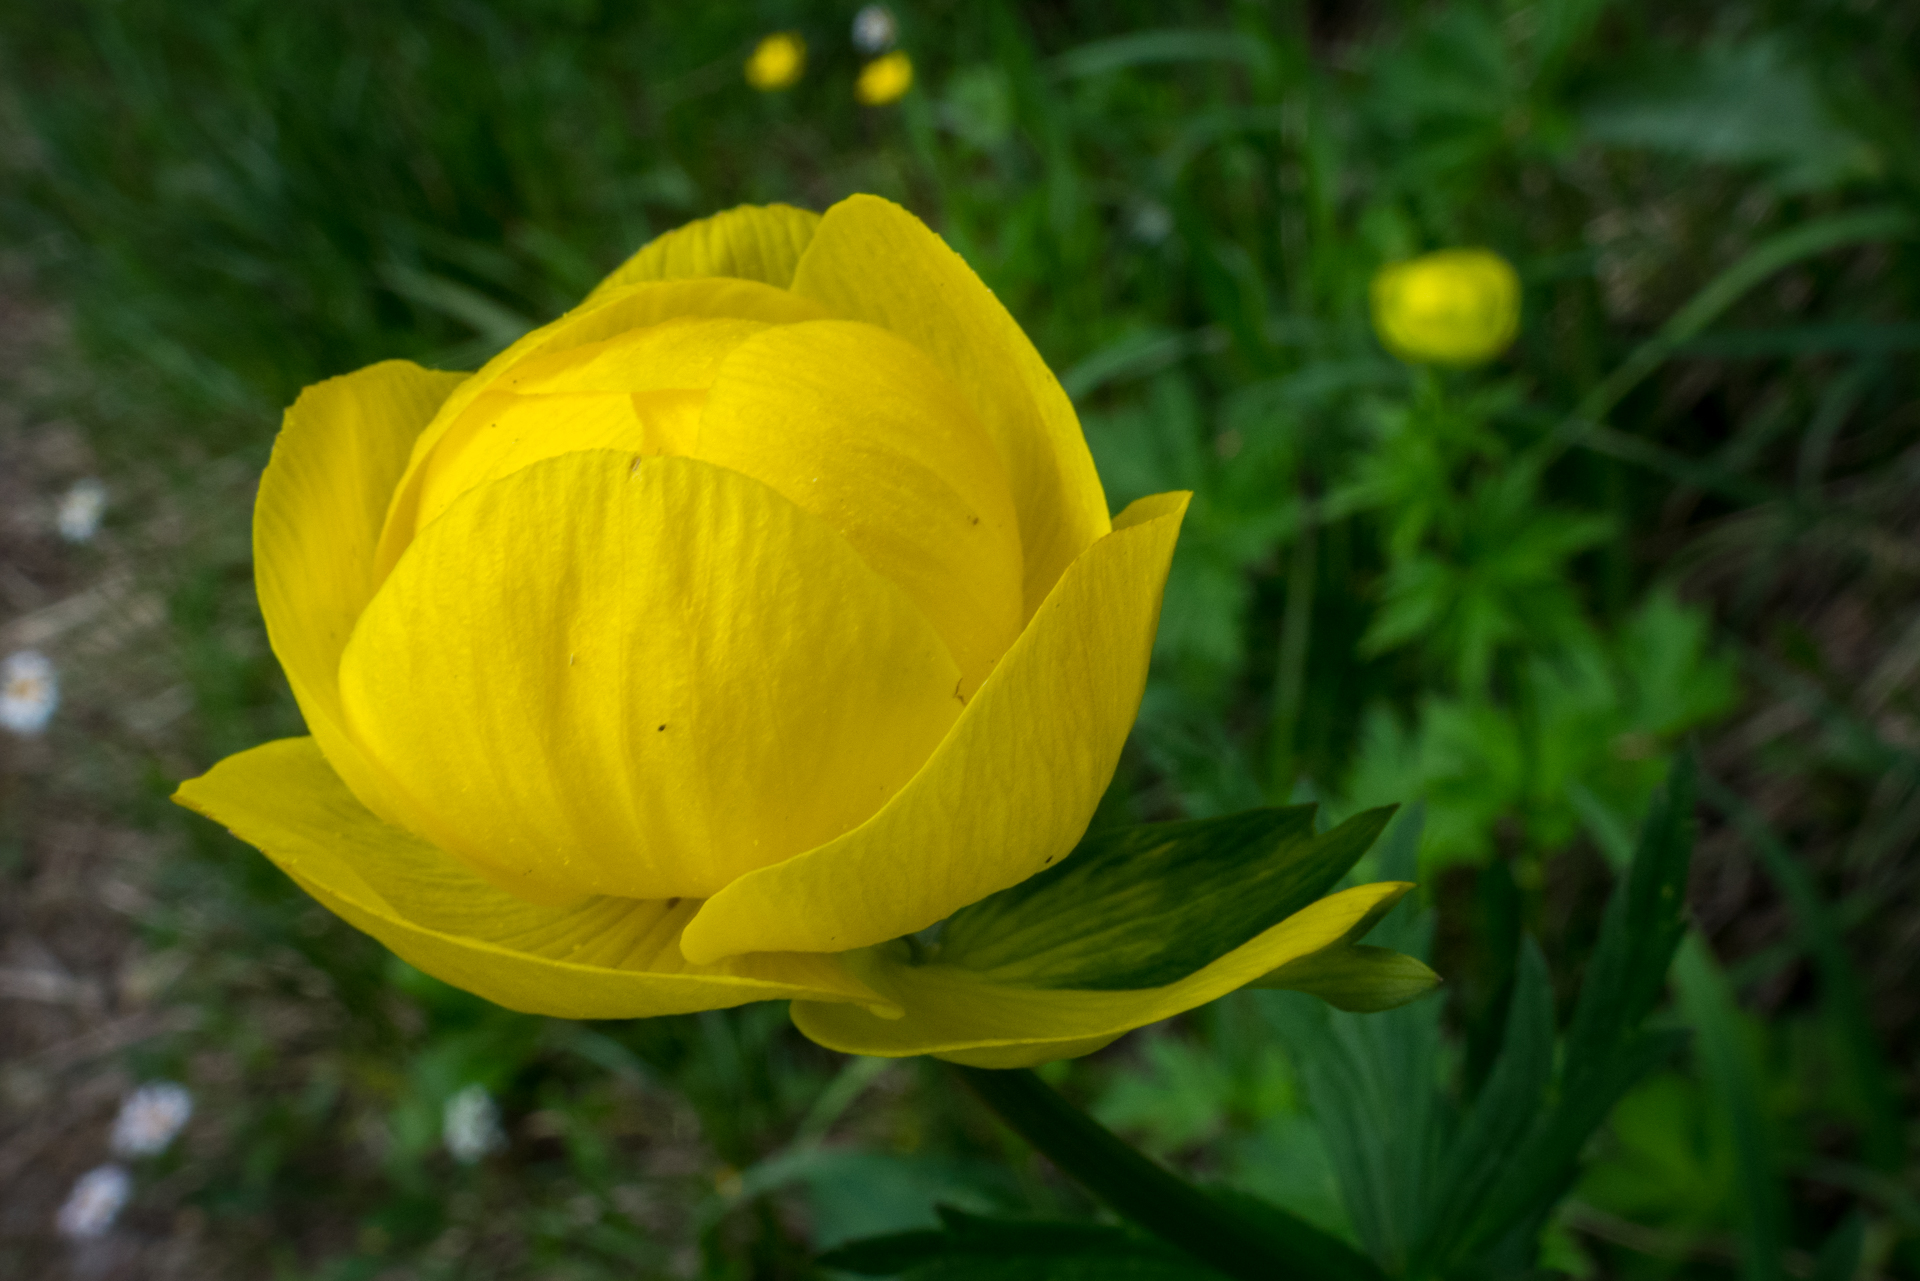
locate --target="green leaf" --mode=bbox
[1675,937,1788,1281]
[1563,754,1695,1100]
[817,1208,1217,1279]
[1048,29,1274,81]
[951,1069,1383,1281]
[1811,1214,1866,1281]
[934,806,1395,991]
[1433,758,1700,1269]
[1578,39,1876,190]
[1455,1028,1689,1266]
[1253,943,1439,1012]
[1264,814,1442,1274]
[1412,938,1555,1273]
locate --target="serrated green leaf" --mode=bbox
[933,806,1395,990]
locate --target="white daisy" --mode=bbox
[852,4,897,53]
[443,1084,505,1164]
[0,650,59,737]
[56,1165,131,1240]
[110,1082,194,1157]
[56,478,108,543]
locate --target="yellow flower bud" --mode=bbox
[174,199,1414,1066]
[856,51,913,105]
[1370,248,1521,366]
[744,32,805,91]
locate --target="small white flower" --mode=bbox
[0,650,59,737]
[852,4,897,53]
[110,1082,194,1157]
[443,1084,505,1165]
[56,478,108,543]
[56,1165,131,1240]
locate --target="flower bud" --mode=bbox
[745,32,805,92]
[1370,248,1520,366]
[856,51,913,105]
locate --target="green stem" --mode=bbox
[952,1065,1385,1281]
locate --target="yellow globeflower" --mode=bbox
[1370,248,1521,366]
[745,32,805,91]
[175,198,1428,1066]
[856,51,914,105]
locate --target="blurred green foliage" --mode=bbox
[3,0,1918,1277]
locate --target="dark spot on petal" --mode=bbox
[657,723,667,731]
[667,897,681,909]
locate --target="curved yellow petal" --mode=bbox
[255,359,470,839]
[410,389,705,538]
[680,491,1190,965]
[173,738,892,1018]
[697,319,1024,696]
[379,281,826,578]
[790,195,1111,616]
[587,203,821,303]
[790,882,1411,1066]
[340,451,963,904]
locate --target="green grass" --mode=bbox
[2,0,1918,1276]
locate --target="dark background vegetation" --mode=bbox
[1,0,1917,1276]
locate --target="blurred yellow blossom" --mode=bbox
[856,51,913,105]
[1370,248,1521,366]
[745,32,805,91]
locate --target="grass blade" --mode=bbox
[1674,936,1788,1281]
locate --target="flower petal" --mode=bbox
[173,739,892,1018]
[586,203,821,302]
[789,883,1410,1066]
[790,195,1111,616]
[697,319,1024,696]
[379,283,825,578]
[340,451,963,904]
[409,389,704,538]
[680,491,1189,964]
[255,360,469,841]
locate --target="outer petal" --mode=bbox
[340,451,963,904]
[173,739,893,1018]
[790,195,1111,616]
[255,360,469,840]
[697,320,1024,696]
[789,883,1410,1066]
[585,203,821,303]
[680,491,1190,965]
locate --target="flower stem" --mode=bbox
[951,1064,1386,1281]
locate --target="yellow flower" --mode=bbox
[744,32,805,91]
[856,51,913,105]
[174,199,1419,1065]
[1370,248,1521,366]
